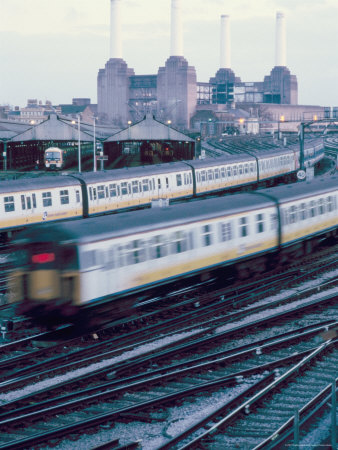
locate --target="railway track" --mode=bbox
[0,284,336,448]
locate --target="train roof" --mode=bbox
[258,175,338,203]
[0,175,80,194]
[77,162,191,183]
[188,154,256,169]
[16,191,276,245]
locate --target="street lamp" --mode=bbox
[1,138,10,171]
[93,117,97,172]
[278,115,285,140]
[71,116,81,172]
[167,120,172,139]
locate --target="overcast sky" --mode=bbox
[1,0,337,108]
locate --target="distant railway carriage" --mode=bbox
[9,175,338,324]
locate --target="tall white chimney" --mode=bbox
[275,11,286,66]
[170,0,183,56]
[110,0,122,59]
[220,15,231,69]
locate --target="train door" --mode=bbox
[157,177,164,198]
[20,193,36,224]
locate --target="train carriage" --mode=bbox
[256,147,298,182]
[77,163,194,216]
[188,155,258,194]
[0,177,83,234]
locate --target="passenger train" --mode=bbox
[0,142,324,241]
[44,145,93,170]
[9,175,338,325]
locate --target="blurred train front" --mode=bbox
[10,227,80,324]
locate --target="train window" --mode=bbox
[282,209,289,225]
[250,163,255,173]
[150,235,168,259]
[76,191,80,203]
[117,245,126,267]
[289,206,297,224]
[105,187,109,198]
[126,240,147,264]
[207,170,214,181]
[201,224,213,246]
[93,188,97,201]
[201,170,206,182]
[60,190,69,205]
[97,186,105,199]
[214,168,220,179]
[32,193,37,208]
[219,222,232,242]
[239,217,248,237]
[239,165,243,175]
[318,198,325,215]
[89,187,93,201]
[227,167,232,178]
[60,246,78,269]
[170,231,189,254]
[26,197,32,209]
[82,250,97,269]
[233,166,238,177]
[270,214,278,230]
[157,178,161,189]
[132,180,139,194]
[4,196,15,212]
[189,173,192,184]
[221,167,226,178]
[109,184,117,197]
[184,173,189,185]
[176,174,182,186]
[21,195,26,210]
[196,172,201,183]
[256,214,265,233]
[166,177,169,189]
[42,192,52,207]
[327,196,335,212]
[121,182,128,196]
[142,179,149,192]
[309,200,317,217]
[299,203,307,220]
[244,164,249,174]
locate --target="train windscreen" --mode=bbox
[45,151,61,160]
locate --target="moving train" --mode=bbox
[9,175,338,324]
[0,142,324,241]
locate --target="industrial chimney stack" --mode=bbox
[220,15,231,69]
[275,11,286,66]
[110,0,122,59]
[170,0,183,56]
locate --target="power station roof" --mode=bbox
[105,114,194,142]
